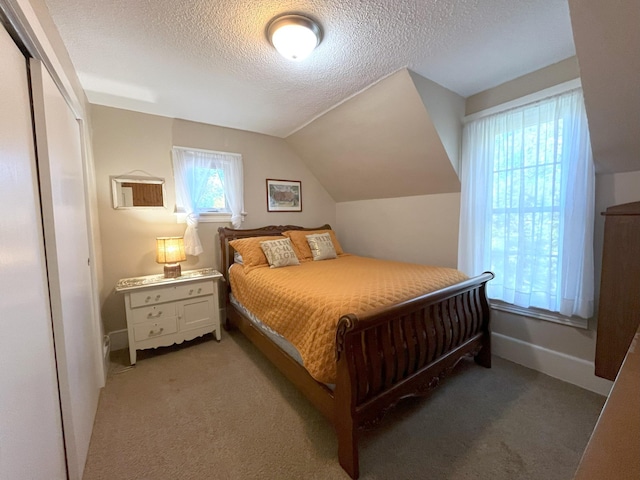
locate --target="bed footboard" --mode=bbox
[218,225,493,479]
[334,272,494,479]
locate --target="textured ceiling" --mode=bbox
[44,0,575,138]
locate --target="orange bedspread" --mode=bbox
[229,255,468,384]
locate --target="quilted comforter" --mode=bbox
[229,255,467,384]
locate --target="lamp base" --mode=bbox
[163,263,181,278]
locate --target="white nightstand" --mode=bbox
[115,268,223,365]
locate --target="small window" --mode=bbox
[172,146,244,228]
[191,166,227,212]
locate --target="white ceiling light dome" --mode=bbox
[267,14,322,61]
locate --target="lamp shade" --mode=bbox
[156,237,186,264]
[267,14,322,61]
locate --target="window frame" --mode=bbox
[462,79,590,329]
[172,146,246,225]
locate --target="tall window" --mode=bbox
[172,147,244,256]
[459,88,595,320]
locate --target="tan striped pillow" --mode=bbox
[260,238,300,268]
[306,233,337,261]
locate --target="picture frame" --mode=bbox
[266,179,302,212]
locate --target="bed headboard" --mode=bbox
[217,224,332,281]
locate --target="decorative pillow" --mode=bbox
[283,229,344,261]
[306,233,337,261]
[229,236,283,272]
[260,238,300,268]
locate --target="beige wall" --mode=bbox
[335,193,460,268]
[408,71,465,175]
[93,51,638,387]
[465,56,640,367]
[465,58,640,369]
[286,69,461,203]
[494,169,640,361]
[334,169,640,366]
[465,57,580,116]
[568,0,640,174]
[92,105,335,333]
[334,56,639,375]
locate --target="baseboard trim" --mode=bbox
[109,326,611,394]
[108,329,129,352]
[492,332,613,396]
[103,335,110,379]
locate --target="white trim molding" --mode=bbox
[464,78,582,123]
[1,0,84,119]
[491,302,588,329]
[492,332,612,396]
[108,328,129,352]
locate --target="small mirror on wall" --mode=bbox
[111,175,166,209]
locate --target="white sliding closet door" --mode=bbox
[0,27,67,479]
[30,59,102,480]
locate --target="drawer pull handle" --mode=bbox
[148,327,164,337]
[155,294,161,301]
[197,288,202,294]
[145,296,151,303]
[189,289,194,295]
[147,311,163,319]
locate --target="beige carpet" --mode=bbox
[83,332,604,480]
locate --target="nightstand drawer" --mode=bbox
[130,303,177,324]
[129,280,213,307]
[176,280,214,299]
[133,317,178,342]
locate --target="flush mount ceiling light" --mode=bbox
[267,14,322,61]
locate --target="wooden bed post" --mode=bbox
[335,315,360,479]
[474,331,492,368]
[474,275,492,369]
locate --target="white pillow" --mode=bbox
[306,233,337,261]
[260,238,300,268]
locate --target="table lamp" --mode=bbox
[156,236,186,278]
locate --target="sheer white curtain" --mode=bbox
[459,88,595,318]
[172,147,244,256]
[220,155,244,229]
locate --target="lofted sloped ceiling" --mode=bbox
[44,0,576,139]
[41,0,640,204]
[286,69,464,202]
[568,0,640,174]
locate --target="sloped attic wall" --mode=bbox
[285,69,465,202]
[568,0,640,174]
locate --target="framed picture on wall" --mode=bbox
[266,179,302,212]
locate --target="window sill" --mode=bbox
[490,301,588,329]
[198,213,232,223]
[175,212,247,224]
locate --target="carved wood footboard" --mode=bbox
[334,272,493,478]
[218,225,493,479]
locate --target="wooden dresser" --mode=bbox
[595,201,640,380]
[574,325,640,480]
[116,268,223,365]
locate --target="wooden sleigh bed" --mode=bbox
[218,224,494,479]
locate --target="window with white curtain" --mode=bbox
[172,146,244,256]
[458,88,595,325]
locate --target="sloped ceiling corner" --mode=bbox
[285,69,464,203]
[408,70,465,176]
[568,0,640,174]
